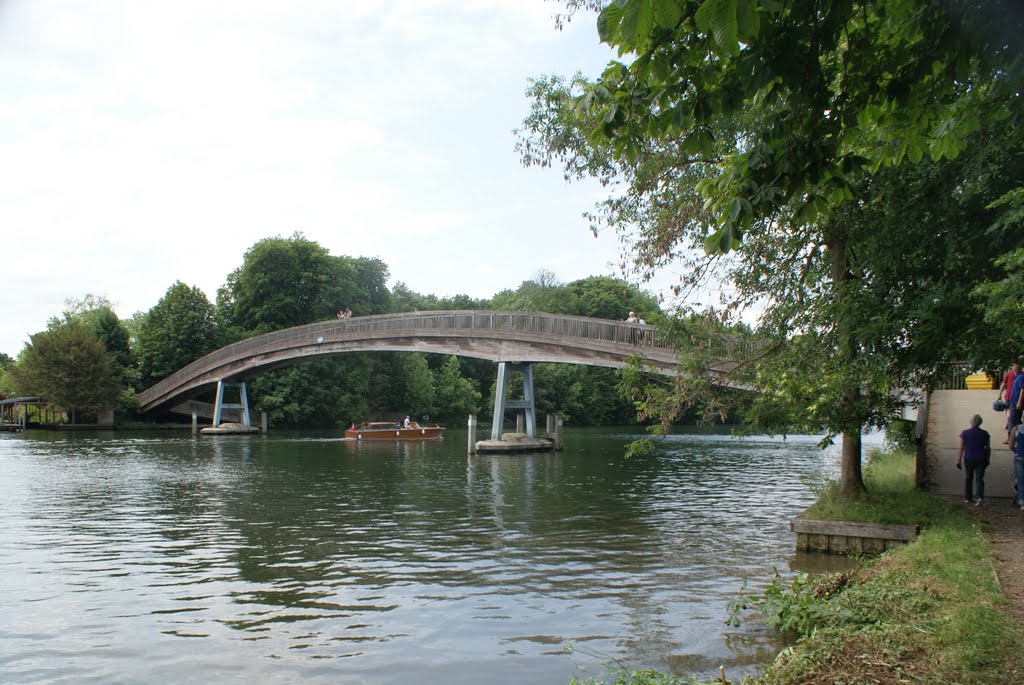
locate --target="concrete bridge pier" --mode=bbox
[491,362,536,439]
[212,381,252,429]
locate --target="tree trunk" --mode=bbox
[840,429,864,499]
[829,228,866,499]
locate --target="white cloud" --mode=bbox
[0,0,652,356]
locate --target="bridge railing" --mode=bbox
[139,310,763,408]
[139,311,673,407]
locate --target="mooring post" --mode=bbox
[554,414,563,450]
[516,413,524,434]
[192,412,198,436]
[467,413,477,455]
[261,411,268,435]
[546,413,554,435]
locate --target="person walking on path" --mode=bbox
[958,414,992,506]
[1009,369,1024,446]
[1012,422,1024,511]
[1000,363,1020,403]
[1000,363,1021,443]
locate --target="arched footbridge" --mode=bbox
[138,311,702,412]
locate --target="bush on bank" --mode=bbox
[572,449,1024,685]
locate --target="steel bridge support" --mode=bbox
[212,381,251,428]
[491,362,536,439]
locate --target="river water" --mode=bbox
[0,428,850,684]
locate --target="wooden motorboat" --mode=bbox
[345,421,445,441]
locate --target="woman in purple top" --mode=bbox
[957,414,991,505]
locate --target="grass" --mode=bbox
[573,448,1024,685]
[801,448,960,526]
[755,448,1024,684]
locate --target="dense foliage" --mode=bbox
[136,282,220,387]
[519,0,1024,496]
[5,228,664,429]
[9,321,120,421]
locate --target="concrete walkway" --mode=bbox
[927,389,1017,500]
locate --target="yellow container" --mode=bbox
[966,373,996,390]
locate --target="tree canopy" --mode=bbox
[520,0,1024,495]
[9,322,120,420]
[136,281,220,387]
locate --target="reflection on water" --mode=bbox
[0,428,851,684]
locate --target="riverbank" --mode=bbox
[574,448,1024,684]
[751,449,1024,684]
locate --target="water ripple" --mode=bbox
[0,428,857,684]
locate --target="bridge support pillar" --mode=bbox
[491,362,536,439]
[212,381,251,428]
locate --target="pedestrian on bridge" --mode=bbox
[957,414,991,506]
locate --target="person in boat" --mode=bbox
[403,415,411,428]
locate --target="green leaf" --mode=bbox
[736,0,759,40]
[695,0,739,56]
[652,0,683,29]
[597,3,624,44]
[794,197,819,224]
[619,0,657,53]
[602,103,620,124]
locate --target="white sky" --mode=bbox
[0,0,685,357]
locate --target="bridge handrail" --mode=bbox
[138,310,762,408]
[139,311,669,406]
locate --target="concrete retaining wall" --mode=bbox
[791,516,918,555]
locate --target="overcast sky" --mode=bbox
[0,1,673,357]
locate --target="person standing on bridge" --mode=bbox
[626,312,640,344]
[957,414,991,506]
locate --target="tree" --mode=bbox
[492,270,569,313]
[521,0,1024,497]
[393,353,436,420]
[350,257,392,315]
[565,275,660,320]
[389,282,491,312]
[45,294,140,413]
[137,282,220,386]
[217,233,359,336]
[0,353,13,398]
[216,235,402,427]
[432,356,482,421]
[534,363,636,424]
[9,322,120,421]
[250,358,372,428]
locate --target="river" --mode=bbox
[0,427,854,684]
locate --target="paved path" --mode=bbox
[926,390,1015,497]
[965,498,1024,627]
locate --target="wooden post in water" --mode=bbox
[467,414,477,455]
[546,414,555,436]
[516,413,524,434]
[192,412,198,436]
[261,411,268,435]
[554,415,563,450]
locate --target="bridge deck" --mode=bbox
[138,311,756,412]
